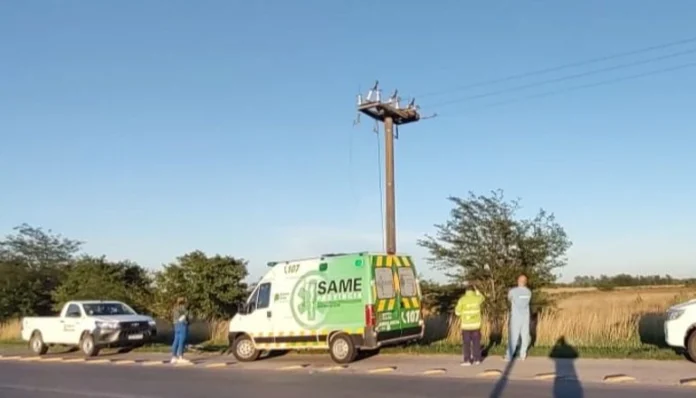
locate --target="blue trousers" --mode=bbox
[508,316,530,359]
[172,322,188,357]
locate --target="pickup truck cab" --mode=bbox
[664,298,696,361]
[21,300,157,357]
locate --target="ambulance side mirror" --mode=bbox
[237,303,249,315]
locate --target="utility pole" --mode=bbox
[356,81,422,255]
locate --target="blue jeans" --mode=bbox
[172,322,188,357]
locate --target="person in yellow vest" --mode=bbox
[455,281,485,366]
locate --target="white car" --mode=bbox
[21,300,157,357]
[664,298,696,361]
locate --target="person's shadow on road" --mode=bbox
[488,354,516,398]
[550,336,583,398]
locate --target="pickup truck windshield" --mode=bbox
[82,303,135,316]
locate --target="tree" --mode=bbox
[569,273,691,288]
[0,224,82,268]
[52,256,154,313]
[419,279,465,316]
[153,251,249,321]
[0,224,83,316]
[0,258,39,321]
[418,190,572,342]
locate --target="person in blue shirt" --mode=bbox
[505,273,532,361]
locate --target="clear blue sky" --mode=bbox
[2,1,696,283]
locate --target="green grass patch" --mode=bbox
[0,339,685,361]
[0,339,25,346]
[378,342,684,360]
[173,341,685,361]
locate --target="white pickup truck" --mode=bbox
[664,298,696,361]
[21,300,157,357]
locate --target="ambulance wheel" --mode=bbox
[233,335,260,362]
[329,333,357,364]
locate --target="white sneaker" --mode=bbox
[460,362,471,367]
[473,361,481,366]
[177,357,191,364]
[170,357,178,364]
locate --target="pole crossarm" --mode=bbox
[357,102,420,125]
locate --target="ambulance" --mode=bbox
[228,252,425,364]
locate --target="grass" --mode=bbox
[443,285,696,349]
[0,319,21,343]
[1,285,694,360]
[0,340,683,361]
[382,343,684,360]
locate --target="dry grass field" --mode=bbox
[438,285,696,348]
[1,285,694,350]
[0,319,20,341]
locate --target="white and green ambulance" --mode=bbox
[228,252,425,364]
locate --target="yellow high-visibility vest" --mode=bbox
[455,291,484,330]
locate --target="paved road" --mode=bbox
[3,345,696,387]
[1,361,695,398]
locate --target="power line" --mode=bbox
[436,61,696,118]
[418,35,696,98]
[424,47,696,108]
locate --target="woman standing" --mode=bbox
[171,297,191,364]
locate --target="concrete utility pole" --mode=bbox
[356,81,422,255]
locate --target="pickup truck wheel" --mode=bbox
[687,330,696,362]
[232,335,260,362]
[329,333,357,364]
[80,334,100,357]
[29,332,48,356]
